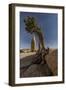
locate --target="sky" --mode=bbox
[20,12,58,49]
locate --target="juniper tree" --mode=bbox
[24,16,45,51]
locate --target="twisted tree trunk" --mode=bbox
[34,29,45,52]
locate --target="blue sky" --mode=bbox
[20,12,58,49]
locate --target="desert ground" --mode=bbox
[20,49,58,78]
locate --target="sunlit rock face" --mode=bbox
[20,49,57,78]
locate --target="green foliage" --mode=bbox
[24,16,36,33]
